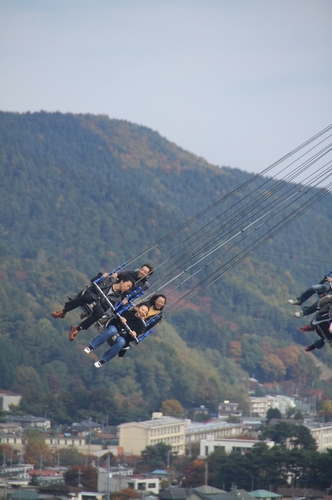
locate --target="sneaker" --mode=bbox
[69,326,79,342]
[94,360,105,368]
[84,346,93,354]
[298,324,314,332]
[294,310,304,318]
[51,310,66,319]
[288,299,301,305]
[304,344,316,352]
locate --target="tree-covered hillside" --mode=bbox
[0,111,331,424]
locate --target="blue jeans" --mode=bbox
[89,325,126,363]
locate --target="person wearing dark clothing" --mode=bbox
[116,294,166,360]
[288,269,332,318]
[303,296,332,352]
[50,272,135,341]
[113,263,154,292]
[84,302,149,367]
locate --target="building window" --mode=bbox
[148,483,156,488]
[138,483,146,490]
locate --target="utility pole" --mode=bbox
[78,468,82,488]
[106,453,110,500]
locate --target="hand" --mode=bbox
[120,316,127,324]
[329,322,332,334]
[130,330,137,338]
[102,272,109,278]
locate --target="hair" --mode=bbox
[118,272,135,287]
[141,263,154,276]
[149,294,166,310]
[136,301,150,310]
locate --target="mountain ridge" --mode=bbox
[0,110,331,423]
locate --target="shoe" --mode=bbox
[94,360,105,368]
[69,326,79,342]
[51,310,66,319]
[298,324,315,332]
[294,310,304,318]
[79,312,88,320]
[304,344,316,352]
[288,299,301,305]
[84,346,93,354]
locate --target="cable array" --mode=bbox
[120,125,332,321]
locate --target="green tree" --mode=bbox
[64,465,97,490]
[141,442,172,469]
[266,408,282,423]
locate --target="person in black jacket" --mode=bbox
[50,272,135,341]
[112,263,154,292]
[83,302,149,368]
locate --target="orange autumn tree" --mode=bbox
[228,340,242,360]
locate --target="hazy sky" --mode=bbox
[1,0,332,178]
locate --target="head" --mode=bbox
[135,302,149,320]
[138,263,154,279]
[150,294,166,311]
[118,272,135,292]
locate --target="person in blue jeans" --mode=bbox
[84,302,149,368]
[288,269,332,318]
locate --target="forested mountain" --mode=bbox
[0,111,331,425]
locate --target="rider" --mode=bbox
[84,302,150,367]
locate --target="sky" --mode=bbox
[1,0,332,180]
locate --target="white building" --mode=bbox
[119,414,186,455]
[200,436,274,457]
[110,475,159,494]
[304,421,332,452]
[98,469,160,495]
[0,392,22,411]
[250,395,295,418]
[185,421,243,444]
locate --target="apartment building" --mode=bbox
[119,413,186,455]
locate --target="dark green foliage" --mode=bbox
[266,407,282,422]
[141,442,172,469]
[207,441,332,490]
[0,111,332,423]
[260,421,317,450]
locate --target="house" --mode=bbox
[97,466,134,492]
[6,415,51,430]
[187,485,227,500]
[249,490,282,500]
[218,401,242,419]
[72,420,102,437]
[102,475,160,495]
[159,487,191,500]
[219,490,256,500]
[7,490,39,500]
